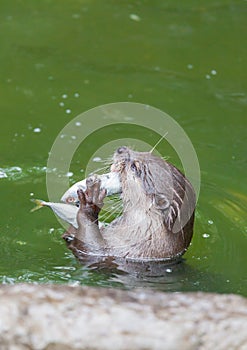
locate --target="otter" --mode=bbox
[63,146,196,262]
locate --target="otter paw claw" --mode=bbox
[77,176,107,221]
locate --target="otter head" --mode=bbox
[112,146,174,212]
[112,146,195,236]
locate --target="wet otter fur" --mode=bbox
[63,147,196,262]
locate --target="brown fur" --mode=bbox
[63,147,196,262]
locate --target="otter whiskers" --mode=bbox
[150,131,168,154]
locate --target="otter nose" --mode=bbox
[117,146,128,154]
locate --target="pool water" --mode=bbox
[0,0,246,296]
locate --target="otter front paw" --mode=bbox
[77,176,106,223]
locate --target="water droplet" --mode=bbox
[71,135,76,140]
[74,92,80,98]
[129,14,141,21]
[65,109,71,114]
[59,102,65,107]
[16,240,27,246]
[62,94,68,99]
[202,233,210,238]
[66,172,73,177]
[75,121,81,126]
[187,64,194,69]
[33,127,41,133]
[49,228,55,233]
[205,74,211,80]
[165,268,172,273]
[30,192,34,196]
[211,69,217,75]
[208,220,214,225]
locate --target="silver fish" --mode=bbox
[61,172,121,204]
[31,199,79,228]
[31,199,105,229]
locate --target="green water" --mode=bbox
[0,1,246,295]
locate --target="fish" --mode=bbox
[31,172,120,228]
[61,171,121,204]
[31,199,79,228]
[31,199,106,229]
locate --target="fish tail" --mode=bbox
[30,199,46,212]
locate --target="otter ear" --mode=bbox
[154,194,170,210]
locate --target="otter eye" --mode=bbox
[131,163,136,171]
[117,146,128,154]
[131,162,141,176]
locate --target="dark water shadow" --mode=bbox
[75,255,235,294]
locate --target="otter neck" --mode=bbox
[121,172,152,210]
[120,174,166,230]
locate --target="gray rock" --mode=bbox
[0,284,246,350]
